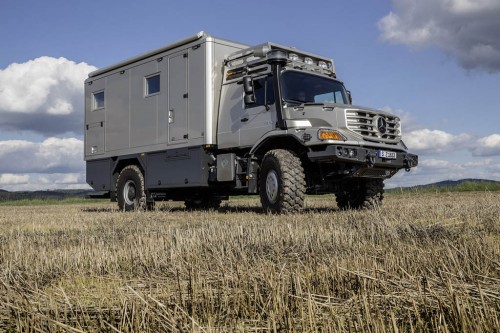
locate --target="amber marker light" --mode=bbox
[317,129,346,141]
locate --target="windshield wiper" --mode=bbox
[286,99,307,105]
[285,99,324,106]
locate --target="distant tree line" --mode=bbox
[0,189,95,202]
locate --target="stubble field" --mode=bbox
[0,192,499,332]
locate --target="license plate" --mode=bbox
[378,150,397,159]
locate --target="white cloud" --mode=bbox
[381,107,500,187]
[0,137,84,173]
[385,106,500,157]
[47,99,73,115]
[0,57,93,191]
[0,174,29,185]
[469,134,500,156]
[37,173,83,185]
[404,128,471,154]
[378,0,500,72]
[0,137,89,191]
[445,0,500,14]
[0,57,96,135]
[421,158,453,169]
[380,106,421,132]
[0,173,89,191]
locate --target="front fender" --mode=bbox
[249,130,307,157]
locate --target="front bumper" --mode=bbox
[307,144,418,178]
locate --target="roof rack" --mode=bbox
[225,42,336,78]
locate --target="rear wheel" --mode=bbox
[116,165,146,211]
[335,178,384,210]
[259,149,306,214]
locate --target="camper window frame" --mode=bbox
[92,90,105,111]
[145,73,161,97]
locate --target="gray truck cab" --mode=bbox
[214,43,417,211]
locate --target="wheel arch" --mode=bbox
[111,155,147,194]
[250,134,308,160]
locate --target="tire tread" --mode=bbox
[260,149,306,214]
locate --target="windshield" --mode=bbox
[280,70,348,105]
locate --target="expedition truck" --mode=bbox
[85,31,418,213]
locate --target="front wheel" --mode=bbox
[259,149,306,214]
[116,165,147,211]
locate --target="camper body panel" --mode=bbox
[84,34,247,161]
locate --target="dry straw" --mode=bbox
[0,192,499,332]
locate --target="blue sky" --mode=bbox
[1,0,499,190]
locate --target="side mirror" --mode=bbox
[346,90,353,104]
[243,76,255,104]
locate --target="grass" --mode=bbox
[0,192,498,332]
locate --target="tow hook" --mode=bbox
[404,157,414,172]
[366,152,376,168]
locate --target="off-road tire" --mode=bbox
[335,179,384,210]
[184,196,221,211]
[259,149,306,214]
[116,165,147,211]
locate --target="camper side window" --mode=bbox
[145,74,160,96]
[92,91,104,110]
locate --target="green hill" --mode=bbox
[388,179,500,193]
[0,189,95,202]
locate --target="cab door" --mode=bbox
[239,77,276,147]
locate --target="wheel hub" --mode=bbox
[123,180,136,205]
[266,170,279,204]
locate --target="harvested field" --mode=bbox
[0,192,499,332]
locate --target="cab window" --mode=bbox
[248,77,275,107]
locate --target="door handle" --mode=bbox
[241,117,249,122]
[169,109,174,124]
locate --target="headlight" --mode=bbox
[289,53,299,61]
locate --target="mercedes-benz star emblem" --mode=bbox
[377,117,387,134]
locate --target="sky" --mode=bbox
[0,0,499,191]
